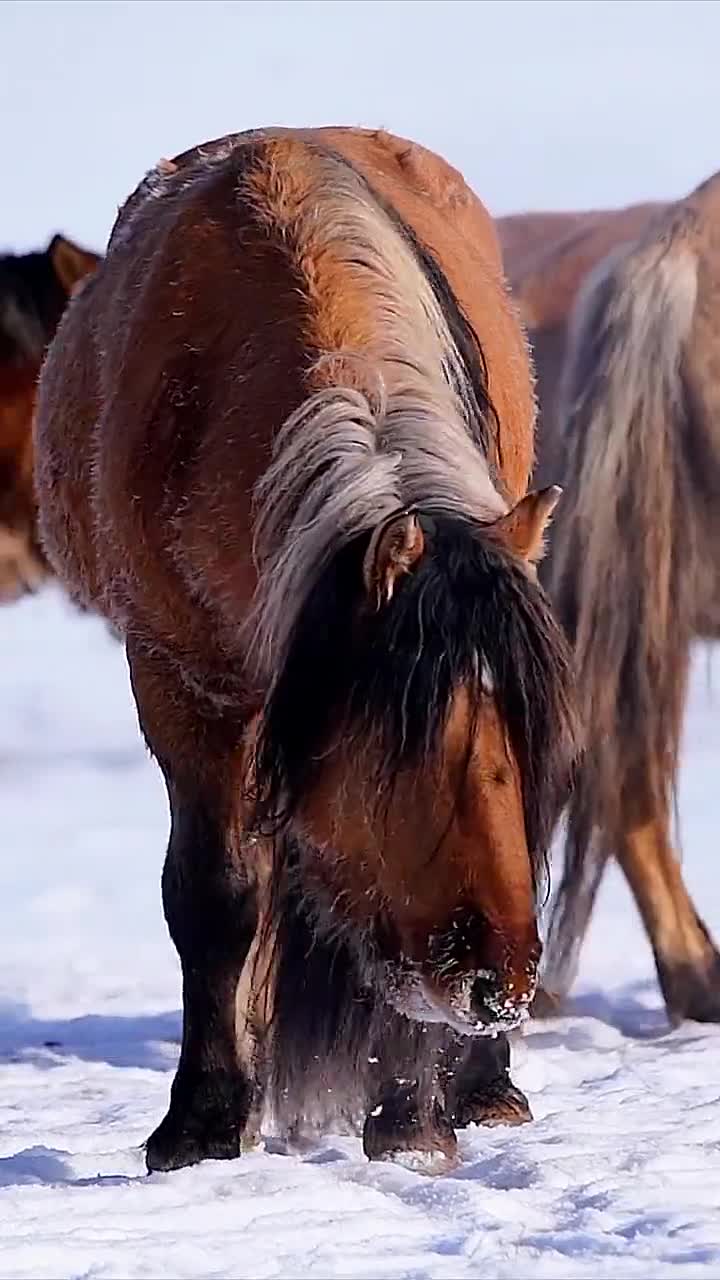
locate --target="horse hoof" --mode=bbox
[363,1093,459,1172]
[530,985,563,1018]
[145,1070,253,1172]
[451,1077,533,1129]
[145,1113,242,1172]
[368,1141,460,1175]
[662,954,720,1025]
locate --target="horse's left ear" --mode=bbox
[363,510,425,609]
[48,235,100,297]
[488,485,562,564]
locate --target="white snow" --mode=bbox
[1,586,720,1279]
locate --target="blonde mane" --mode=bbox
[244,140,505,682]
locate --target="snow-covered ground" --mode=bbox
[1,588,719,1279]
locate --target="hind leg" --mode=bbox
[617,816,720,1024]
[612,639,720,1022]
[362,1020,458,1171]
[445,1032,532,1129]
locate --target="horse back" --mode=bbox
[164,127,535,498]
[319,129,534,496]
[37,141,309,668]
[36,128,533,671]
[499,201,664,331]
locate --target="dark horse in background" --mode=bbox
[498,170,720,1025]
[35,128,578,1173]
[0,234,99,602]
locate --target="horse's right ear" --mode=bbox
[488,485,562,565]
[363,510,425,609]
[48,235,101,297]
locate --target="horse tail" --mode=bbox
[542,217,699,995]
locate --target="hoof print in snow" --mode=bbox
[375,1143,460,1175]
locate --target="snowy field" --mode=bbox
[1,586,719,1280]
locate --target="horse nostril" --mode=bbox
[469,973,500,1023]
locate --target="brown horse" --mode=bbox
[499,172,720,1024]
[498,201,663,489]
[0,234,99,601]
[35,127,578,1173]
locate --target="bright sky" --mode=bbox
[3,0,718,254]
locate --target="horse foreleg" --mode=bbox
[444,1031,532,1129]
[617,816,720,1024]
[362,1019,458,1172]
[145,775,259,1172]
[127,642,260,1171]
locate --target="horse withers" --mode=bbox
[0,234,99,601]
[499,173,720,1025]
[35,128,578,1172]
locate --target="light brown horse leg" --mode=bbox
[616,816,720,1024]
[234,868,276,1152]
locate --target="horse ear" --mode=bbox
[48,235,100,297]
[488,485,562,564]
[363,510,425,608]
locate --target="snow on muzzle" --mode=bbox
[385,913,541,1035]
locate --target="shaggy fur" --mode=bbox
[253,512,578,877]
[34,127,578,1168]
[257,513,579,1132]
[246,145,506,685]
[543,212,701,991]
[268,829,451,1134]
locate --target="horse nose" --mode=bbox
[469,966,536,1027]
[422,909,541,1031]
[469,973,500,1026]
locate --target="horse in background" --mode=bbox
[499,172,720,1024]
[0,234,99,601]
[35,127,578,1173]
[498,201,663,489]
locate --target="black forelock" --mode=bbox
[252,512,579,888]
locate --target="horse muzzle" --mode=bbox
[386,961,538,1036]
